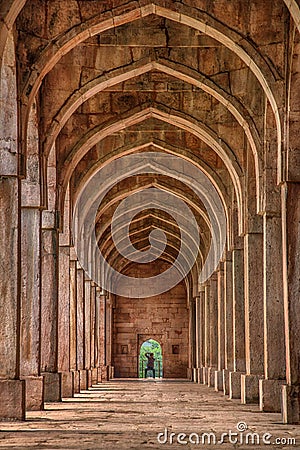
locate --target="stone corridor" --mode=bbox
[1,0,300,437]
[0,380,299,449]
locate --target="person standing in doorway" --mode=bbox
[145,352,155,378]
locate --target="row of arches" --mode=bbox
[0,0,299,425]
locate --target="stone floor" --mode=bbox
[0,379,299,449]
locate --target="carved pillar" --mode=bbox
[75,263,85,392]
[203,283,210,384]
[194,295,200,383]
[99,293,108,380]
[69,252,77,389]
[241,232,264,403]
[229,248,246,399]
[223,252,233,395]
[0,30,25,420]
[57,241,73,397]
[208,274,218,388]
[215,264,225,391]
[282,183,300,423]
[41,211,60,402]
[198,288,205,383]
[20,206,43,411]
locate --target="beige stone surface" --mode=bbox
[0,380,299,449]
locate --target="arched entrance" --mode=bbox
[139,339,163,378]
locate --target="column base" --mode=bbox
[0,379,25,421]
[229,371,243,399]
[202,367,209,385]
[223,369,230,395]
[207,367,216,388]
[43,372,61,402]
[101,365,109,381]
[241,374,263,404]
[91,368,98,385]
[73,371,80,394]
[214,370,223,392]
[110,366,114,379]
[79,369,88,390]
[282,385,300,424]
[87,369,93,388]
[22,376,44,411]
[97,367,102,383]
[60,371,73,398]
[259,379,286,412]
[193,368,198,383]
[197,368,203,384]
[187,367,193,380]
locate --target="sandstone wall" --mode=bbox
[112,262,189,378]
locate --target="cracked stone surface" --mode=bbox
[0,380,299,449]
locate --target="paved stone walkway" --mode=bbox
[0,379,299,449]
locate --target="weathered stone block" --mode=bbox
[43,372,61,402]
[73,371,80,394]
[87,369,93,388]
[0,379,25,421]
[197,368,203,384]
[282,385,300,424]
[92,368,98,385]
[259,379,285,413]
[23,376,44,411]
[80,369,88,390]
[223,369,230,395]
[229,371,242,399]
[101,366,109,382]
[207,367,215,388]
[60,371,73,398]
[214,370,223,392]
[97,367,102,383]
[193,368,198,383]
[202,367,209,385]
[241,374,263,404]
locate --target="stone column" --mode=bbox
[20,99,44,411]
[198,287,205,383]
[81,276,91,389]
[75,263,85,392]
[188,297,196,381]
[106,295,113,380]
[57,242,73,397]
[259,113,286,412]
[88,282,96,387]
[94,287,101,383]
[40,211,60,402]
[194,295,200,383]
[203,283,210,384]
[223,253,233,395]
[0,175,25,420]
[214,264,225,391]
[259,213,286,412]
[208,274,218,388]
[69,254,77,385]
[99,293,108,381]
[281,182,300,424]
[229,248,246,399]
[20,206,43,411]
[0,31,25,420]
[241,233,264,404]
